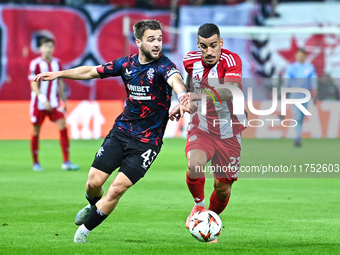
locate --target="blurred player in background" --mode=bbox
[170,23,247,242]
[35,20,190,243]
[28,37,79,171]
[284,48,318,147]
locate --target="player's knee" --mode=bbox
[87,172,103,190]
[86,179,100,191]
[188,157,207,174]
[106,185,127,201]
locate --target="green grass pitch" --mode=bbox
[0,138,339,255]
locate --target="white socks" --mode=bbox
[195,200,205,207]
[78,224,90,236]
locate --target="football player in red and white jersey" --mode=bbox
[170,23,247,240]
[28,37,79,171]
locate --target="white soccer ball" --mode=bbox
[189,210,222,242]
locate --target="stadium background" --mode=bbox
[0,2,339,254]
[0,0,339,139]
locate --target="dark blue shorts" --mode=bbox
[92,130,162,184]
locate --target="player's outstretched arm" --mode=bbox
[167,73,190,105]
[34,66,100,82]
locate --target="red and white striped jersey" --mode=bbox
[183,49,247,139]
[28,57,62,110]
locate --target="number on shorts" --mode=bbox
[141,149,158,169]
[230,156,240,170]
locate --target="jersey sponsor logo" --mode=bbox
[129,95,152,100]
[193,81,223,107]
[127,84,150,93]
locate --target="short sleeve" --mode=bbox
[159,58,180,81]
[96,57,125,78]
[183,51,198,77]
[224,53,242,84]
[28,60,40,81]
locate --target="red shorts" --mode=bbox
[185,126,241,183]
[30,107,65,125]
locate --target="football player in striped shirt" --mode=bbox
[28,37,79,171]
[170,24,247,241]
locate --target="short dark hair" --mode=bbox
[198,23,220,39]
[133,20,162,40]
[296,48,307,54]
[39,37,55,47]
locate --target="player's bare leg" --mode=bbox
[74,172,133,243]
[186,149,208,228]
[75,167,108,225]
[32,124,42,171]
[56,117,67,130]
[96,172,133,214]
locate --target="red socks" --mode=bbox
[60,128,69,162]
[186,171,205,203]
[31,129,70,164]
[187,171,231,215]
[31,135,39,163]
[208,190,230,215]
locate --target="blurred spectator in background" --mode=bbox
[318,73,340,100]
[254,0,280,25]
[284,48,318,147]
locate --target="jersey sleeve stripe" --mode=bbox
[221,55,232,67]
[185,52,201,56]
[184,52,202,60]
[228,54,236,66]
[225,54,235,67]
[183,56,202,61]
[222,53,237,67]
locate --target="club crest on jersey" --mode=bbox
[147,68,154,80]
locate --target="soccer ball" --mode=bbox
[189,210,222,242]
